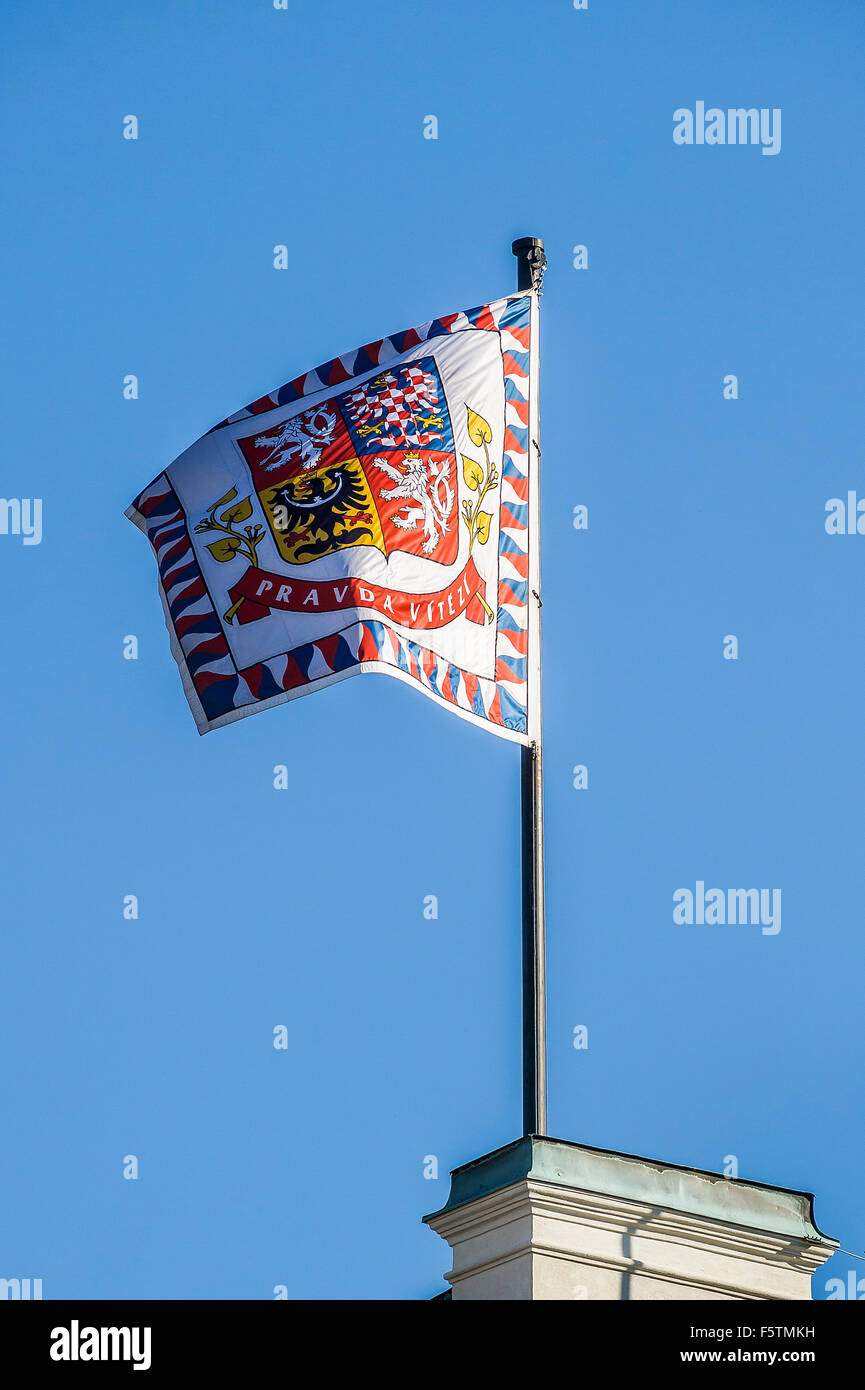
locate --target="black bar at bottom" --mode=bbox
[0,1297,854,1371]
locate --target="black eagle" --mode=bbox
[270,464,374,561]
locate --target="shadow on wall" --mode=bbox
[620,1206,661,1301]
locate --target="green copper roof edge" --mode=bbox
[423,1135,837,1246]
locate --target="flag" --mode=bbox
[126,292,535,740]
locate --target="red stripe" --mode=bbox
[497,579,525,607]
[193,669,232,693]
[359,338,386,365]
[502,552,529,579]
[500,505,527,531]
[506,323,531,350]
[189,636,230,662]
[176,611,228,643]
[326,358,353,385]
[357,625,380,663]
[159,538,190,570]
[280,654,306,690]
[151,530,185,562]
[138,488,172,517]
[495,658,524,683]
[240,662,265,698]
[170,576,208,605]
[500,628,528,656]
[152,518,185,550]
[316,632,341,670]
[502,351,528,378]
[504,474,529,502]
[503,425,527,456]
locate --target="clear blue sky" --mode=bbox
[2,0,862,1300]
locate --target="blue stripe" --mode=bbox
[140,491,179,521]
[498,296,531,332]
[498,580,529,606]
[497,684,528,731]
[499,532,528,556]
[179,615,223,642]
[496,607,527,633]
[505,424,529,449]
[162,560,199,590]
[496,652,527,679]
[198,676,238,720]
[254,664,283,701]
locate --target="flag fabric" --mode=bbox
[126,291,535,741]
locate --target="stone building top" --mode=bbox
[425,1134,835,1244]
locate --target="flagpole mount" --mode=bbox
[512,237,547,295]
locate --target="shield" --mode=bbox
[236,356,459,566]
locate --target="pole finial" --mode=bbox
[512,237,547,294]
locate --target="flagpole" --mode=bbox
[512,236,547,1137]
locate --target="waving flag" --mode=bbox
[126,292,534,740]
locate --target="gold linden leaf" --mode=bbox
[466,407,493,446]
[475,510,492,545]
[206,536,243,563]
[462,455,484,491]
[220,496,253,526]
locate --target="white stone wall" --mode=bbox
[428,1179,834,1301]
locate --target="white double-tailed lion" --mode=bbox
[377,453,453,555]
[256,405,337,474]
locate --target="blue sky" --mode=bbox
[1,0,862,1299]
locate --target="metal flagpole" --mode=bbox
[512,236,547,1137]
